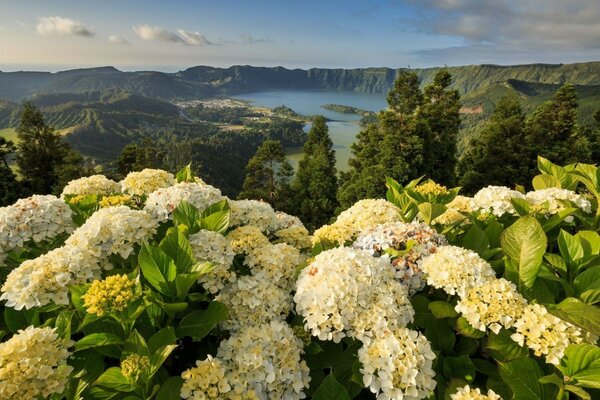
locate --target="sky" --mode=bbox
[2,0,600,72]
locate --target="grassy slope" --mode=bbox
[0,128,18,143]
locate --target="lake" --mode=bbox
[233,90,387,171]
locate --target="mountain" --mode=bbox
[3,61,600,101]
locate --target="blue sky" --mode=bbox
[2,0,600,71]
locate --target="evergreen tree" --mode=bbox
[419,69,461,185]
[457,94,529,193]
[291,116,338,230]
[523,84,591,177]
[117,138,164,177]
[587,109,600,163]
[0,137,22,205]
[238,140,293,210]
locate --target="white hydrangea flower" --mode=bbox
[273,225,312,251]
[216,321,310,400]
[451,385,502,400]
[189,230,236,294]
[216,273,293,331]
[0,326,73,400]
[313,199,401,245]
[273,211,304,231]
[420,246,496,298]
[353,222,447,294]
[121,168,175,195]
[455,278,527,334]
[510,304,595,365]
[472,186,525,217]
[245,243,303,291]
[0,195,74,263]
[294,247,414,344]
[229,199,278,233]
[66,206,157,260]
[0,246,101,309]
[143,182,224,221]
[359,327,436,400]
[227,226,270,255]
[433,195,473,226]
[61,175,121,197]
[525,188,592,214]
[181,355,232,399]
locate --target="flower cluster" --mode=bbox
[455,278,527,334]
[420,245,496,297]
[82,274,137,316]
[244,243,302,290]
[0,195,74,263]
[215,321,310,399]
[413,181,449,196]
[358,327,436,400]
[121,168,175,195]
[313,199,401,245]
[510,304,593,365]
[121,353,151,382]
[99,194,134,208]
[66,206,157,260]
[181,356,233,399]
[472,186,525,217]
[229,199,278,233]
[189,230,236,294]
[433,195,473,225]
[227,226,270,255]
[294,247,414,343]
[1,246,101,309]
[0,326,73,400]
[353,222,447,293]
[61,175,121,197]
[143,182,224,220]
[525,188,592,214]
[450,385,502,400]
[273,211,304,231]
[273,225,312,251]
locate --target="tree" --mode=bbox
[419,69,461,185]
[457,94,529,193]
[15,102,85,194]
[0,137,22,205]
[291,116,338,230]
[523,84,591,178]
[238,140,293,210]
[117,138,164,177]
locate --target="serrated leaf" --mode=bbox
[75,333,123,352]
[418,202,447,225]
[312,374,350,400]
[428,301,458,319]
[558,230,584,265]
[138,245,176,296]
[94,367,136,392]
[499,358,552,400]
[558,344,600,389]
[455,317,486,339]
[159,230,195,273]
[486,330,529,362]
[155,376,184,400]
[548,298,600,336]
[574,266,600,304]
[177,301,228,340]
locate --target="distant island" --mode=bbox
[321,104,375,116]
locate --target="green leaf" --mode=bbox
[548,298,600,336]
[511,198,532,216]
[174,273,200,299]
[123,330,150,358]
[74,333,123,352]
[148,327,177,353]
[428,301,458,319]
[443,355,476,382]
[55,310,74,340]
[159,230,195,273]
[558,344,600,389]
[198,206,230,234]
[501,216,547,289]
[486,330,529,362]
[177,301,228,340]
[94,367,136,392]
[455,317,486,339]
[172,201,200,231]
[532,174,562,190]
[155,376,184,400]
[138,245,176,296]
[176,163,195,183]
[462,224,490,255]
[558,230,585,265]
[312,374,351,400]
[3,307,38,332]
[418,202,447,225]
[574,266,600,304]
[499,358,552,400]
[565,385,592,400]
[149,344,177,376]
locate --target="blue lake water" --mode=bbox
[234,90,387,171]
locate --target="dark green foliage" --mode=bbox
[15,102,87,194]
[457,94,530,194]
[291,116,339,230]
[0,137,22,205]
[238,140,294,210]
[117,139,165,177]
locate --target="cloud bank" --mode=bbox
[36,16,94,37]
[133,24,214,45]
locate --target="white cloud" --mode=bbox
[36,16,94,37]
[133,24,214,45]
[241,34,272,44]
[108,35,130,45]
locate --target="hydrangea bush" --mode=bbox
[0,158,598,400]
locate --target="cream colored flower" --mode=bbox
[99,194,134,208]
[121,168,175,195]
[414,181,449,197]
[143,182,224,221]
[121,353,151,382]
[455,278,527,334]
[82,274,137,316]
[229,199,278,233]
[273,225,312,251]
[244,243,302,291]
[359,327,436,400]
[62,175,121,197]
[472,186,524,217]
[420,246,496,297]
[227,226,270,255]
[525,188,592,215]
[451,385,502,400]
[0,326,73,400]
[181,356,232,399]
[189,230,236,294]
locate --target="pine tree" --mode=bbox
[238,140,293,209]
[457,94,529,193]
[0,137,22,205]
[15,102,85,194]
[419,69,461,185]
[291,116,338,230]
